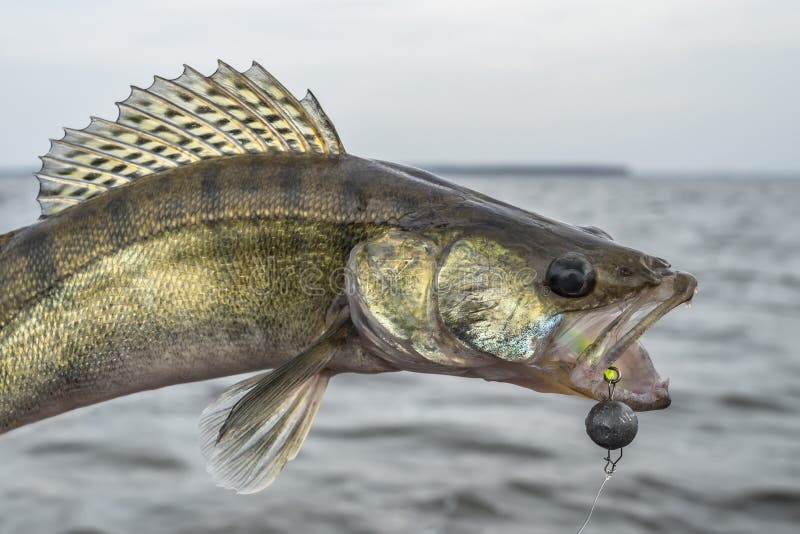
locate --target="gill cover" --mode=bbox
[347,233,568,372]
[437,236,563,362]
[346,232,492,372]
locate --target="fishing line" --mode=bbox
[576,473,612,534]
[575,366,637,534]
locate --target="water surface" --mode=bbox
[0,173,797,533]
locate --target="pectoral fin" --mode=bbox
[199,321,348,493]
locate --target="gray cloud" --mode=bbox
[1,0,798,172]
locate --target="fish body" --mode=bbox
[0,62,696,493]
[0,154,499,431]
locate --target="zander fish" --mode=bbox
[0,62,697,493]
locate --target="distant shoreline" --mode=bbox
[423,164,631,177]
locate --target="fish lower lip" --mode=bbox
[617,380,672,411]
[563,272,697,407]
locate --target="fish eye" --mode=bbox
[546,253,596,298]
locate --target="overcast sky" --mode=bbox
[1,0,797,173]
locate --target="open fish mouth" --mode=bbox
[546,271,697,411]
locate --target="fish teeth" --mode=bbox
[655,378,670,392]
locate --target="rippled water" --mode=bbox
[0,173,798,534]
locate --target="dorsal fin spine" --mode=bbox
[121,90,229,155]
[246,62,316,152]
[52,139,151,174]
[162,74,265,153]
[64,125,181,169]
[39,196,81,207]
[254,64,335,154]
[88,117,199,163]
[300,90,343,153]
[249,62,331,153]
[116,101,222,157]
[180,65,273,152]
[181,74,269,152]
[240,71,311,151]
[239,68,310,152]
[40,155,130,184]
[36,61,346,217]
[301,92,332,153]
[146,78,247,153]
[213,62,294,151]
[35,172,110,192]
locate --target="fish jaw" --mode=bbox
[569,341,672,411]
[531,271,697,411]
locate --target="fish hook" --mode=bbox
[605,365,621,400]
[602,365,624,475]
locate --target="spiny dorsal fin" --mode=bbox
[36,61,345,218]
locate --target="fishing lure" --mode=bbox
[576,366,638,533]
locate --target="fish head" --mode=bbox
[346,218,696,412]
[436,220,697,411]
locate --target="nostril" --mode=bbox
[642,256,673,277]
[649,257,671,269]
[638,256,672,283]
[655,266,674,277]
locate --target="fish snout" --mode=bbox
[672,270,699,302]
